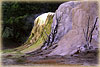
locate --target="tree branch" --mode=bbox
[89,17,98,43]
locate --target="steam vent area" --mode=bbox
[2,1,99,66]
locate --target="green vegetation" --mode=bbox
[2,2,33,43]
[2,2,62,49]
[3,49,14,53]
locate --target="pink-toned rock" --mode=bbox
[48,1,98,56]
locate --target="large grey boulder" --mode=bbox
[51,1,81,44]
[47,1,99,56]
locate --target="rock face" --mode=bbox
[15,12,54,53]
[44,1,99,56]
[15,1,98,56]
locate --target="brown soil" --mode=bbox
[2,49,98,66]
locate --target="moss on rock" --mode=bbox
[14,12,54,53]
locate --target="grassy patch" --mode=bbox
[2,49,14,53]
